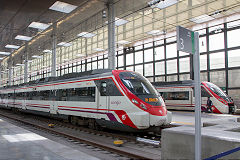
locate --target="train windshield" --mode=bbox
[119,72,163,106]
[205,82,231,102]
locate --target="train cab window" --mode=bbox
[201,87,212,97]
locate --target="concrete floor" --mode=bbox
[171,110,240,126]
[0,118,99,160]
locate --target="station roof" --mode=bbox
[0,0,240,66]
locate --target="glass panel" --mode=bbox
[135,64,143,75]
[135,51,143,64]
[104,59,108,69]
[155,76,165,82]
[167,59,177,74]
[179,74,190,81]
[210,70,225,87]
[87,63,91,71]
[179,57,190,73]
[227,28,240,48]
[154,46,164,60]
[167,75,177,81]
[209,52,225,69]
[144,63,153,76]
[126,66,134,71]
[155,61,165,75]
[144,49,153,62]
[199,36,207,53]
[200,54,207,71]
[166,43,177,59]
[126,53,134,65]
[92,61,97,70]
[209,33,224,51]
[228,70,240,88]
[200,72,208,82]
[228,49,240,68]
[98,60,103,69]
[118,55,124,67]
[228,89,240,109]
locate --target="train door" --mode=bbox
[50,89,57,114]
[97,80,110,113]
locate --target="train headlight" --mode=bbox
[132,99,139,104]
[140,103,147,110]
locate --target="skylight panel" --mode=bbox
[0,52,10,55]
[16,64,25,66]
[28,22,51,30]
[77,32,96,38]
[147,30,164,36]
[57,42,72,47]
[117,40,130,45]
[49,1,77,13]
[32,55,42,59]
[190,14,215,24]
[152,0,179,9]
[43,49,52,53]
[5,45,20,49]
[105,17,128,26]
[94,48,104,52]
[15,35,32,41]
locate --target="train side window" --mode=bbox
[163,92,189,100]
[201,87,212,97]
[95,79,122,96]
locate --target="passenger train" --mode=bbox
[153,81,236,114]
[0,69,172,132]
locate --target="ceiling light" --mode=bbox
[147,30,164,36]
[28,60,33,63]
[117,40,130,45]
[0,52,10,55]
[77,32,96,38]
[43,49,52,53]
[76,54,84,57]
[15,35,32,41]
[49,1,77,13]
[57,42,72,47]
[190,14,215,24]
[5,45,20,49]
[32,55,42,59]
[94,48,104,52]
[16,64,25,66]
[28,22,51,30]
[0,57,4,60]
[152,0,179,9]
[105,17,128,26]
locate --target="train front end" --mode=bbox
[113,70,172,130]
[203,82,237,114]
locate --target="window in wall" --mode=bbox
[179,57,190,73]
[209,33,224,51]
[227,29,240,48]
[92,61,97,70]
[200,54,207,71]
[166,43,177,59]
[228,49,240,68]
[154,46,164,60]
[126,53,134,65]
[135,51,143,64]
[179,74,190,81]
[167,59,177,74]
[104,59,108,69]
[126,66,134,71]
[98,60,103,69]
[179,51,189,56]
[135,64,143,75]
[155,61,165,75]
[118,55,124,67]
[167,75,177,81]
[209,52,225,69]
[155,76,165,82]
[144,63,153,76]
[87,63,91,71]
[199,36,207,53]
[228,69,240,88]
[210,70,226,87]
[144,48,153,62]
[147,77,154,82]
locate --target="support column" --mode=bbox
[107,0,116,69]
[8,56,12,86]
[24,42,28,83]
[52,23,57,77]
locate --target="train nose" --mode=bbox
[149,111,172,126]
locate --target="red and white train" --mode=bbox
[0,70,172,132]
[153,81,236,114]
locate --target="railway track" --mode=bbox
[0,108,162,159]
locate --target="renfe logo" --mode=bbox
[111,101,121,105]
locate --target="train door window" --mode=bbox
[95,79,122,96]
[100,82,107,96]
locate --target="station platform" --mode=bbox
[0,117,99,160]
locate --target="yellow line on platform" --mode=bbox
[171,121,194,125]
